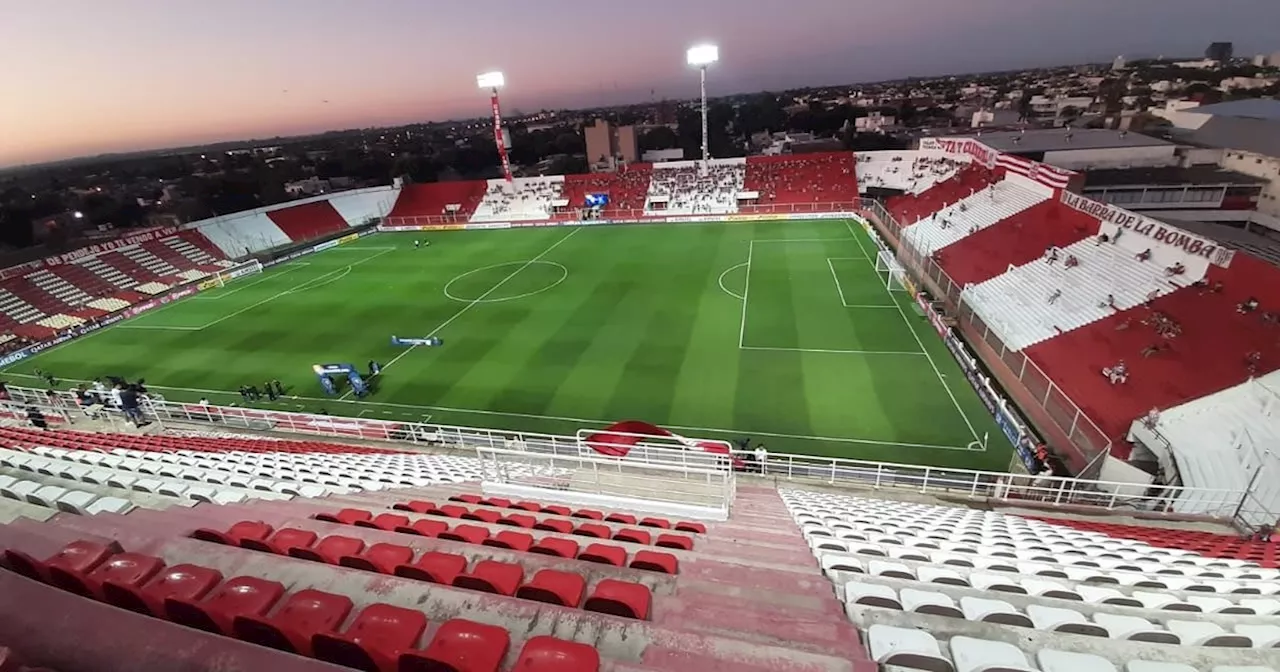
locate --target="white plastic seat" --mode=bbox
[26,485,69,507]
[1077,585,1141,607]
[969,572,1025,594]
[84,496,134,515]
[53,490,100,514]
[1126,662,1197,672]
[1025,604,1107,637]
[1038,649,1116,672]
[866,624,954,672]
[869,560,915,580]
[845,581,902,610]
[3,480,42,501]
[1235,624,1280,648]
[949,636,1036,672]
[1240,598,1280,615]
[1020,578,1081,601]
[1167,620,1252,648]
[918,565,968,586]
[1093,613,1179,645]
[900,588,963,619]
[959,596,1032,628]
[820,554,864,574]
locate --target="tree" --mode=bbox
[639,126,679,151]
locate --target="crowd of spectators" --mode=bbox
[647,162,744,214]
[475,178,564,219]
[856,152,965,195]
[745,153,856,205]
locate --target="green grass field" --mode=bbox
[2,218,1008,470]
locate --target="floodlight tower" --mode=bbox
[686,44,719,171]
[477,71,513,182]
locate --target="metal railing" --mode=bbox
[861,200,1114,475]
[0,385,1264,524]
[384,200,864,227]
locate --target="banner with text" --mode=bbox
[1059,191,1235,267]
[918,137,1074,190]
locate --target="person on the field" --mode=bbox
[414,240,420,249]
[265,382,277,401]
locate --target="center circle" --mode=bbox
[443,260,569,303]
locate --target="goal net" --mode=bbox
[874,250,909,292]
[206,260,263,288]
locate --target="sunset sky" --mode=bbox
[1,0,1275,167]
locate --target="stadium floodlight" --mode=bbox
[477,71,513,181]
[476,71,505,90]
[686,44,719,169]
[72,211,84,219]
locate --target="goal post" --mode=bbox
[874,250,908,293]
[207,260,263,288]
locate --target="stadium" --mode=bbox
[0,72,1279,672]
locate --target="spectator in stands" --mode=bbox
[1263,311,1279,326]
[1238,297,1260,314]
[988,184,996,201]
[753,444,768,474]
[1044,246,1059,264]
[1246,350,1262,375]
[1098,294,1117,310]
[1145,289,1161,305]
[1047,289,1062,305]
[1136,249,1152,262]
[1141,343,1163,358]
[1064,254,1079,269]
[1115,317,1132,330]
[1096,233,1109,246]
[272,379,284,396]
[1103,361,1128,385]
[265,382,277,401]
[1164,262,1185,277]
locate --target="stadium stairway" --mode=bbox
[91,251,154,288]
[1022,252,1280,448]
[743,153,858,206]
[937,200,1100,285]
[0,429,877,672]
[267,202,352,243]
[899,176,1051,257]
[386,182,488,222]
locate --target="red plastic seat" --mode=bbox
[398,519,450,538]
[483,531,534,552]
[8,540,113,583]
[481,497,512,509]
[613,529,651,545]
[400,619,510,672]
[655,534,693,551]
[449,494,484,504]
[289,535,366,564]
[577,544,626,567]
[436,504,469,519]
[674,521,706,534]
[315,508,373,525]
[393,500,434,514]
[394,551,468,584]
[629,550,678,574]
[498,514,537,529]
[604,513,636,525]
[512,501,543,512]
[529,537,579,559]
[233,588,353,655]
[340,543,416,574]
[540,505,572,516]
[513,635,601,672]
[584,580,651,620]
[516,569,586,608]
[438,524,489,545]
[572,524,611,539]
[241,528,318,555]
[56,552,164,599]
[165,576,286,634]
[571,509,603,521]
[107,563,223,616]
[453,560,523,596]
[313,603,428,672]
[639,517,672,530]
[532,519,573,534]
[461,509,502,524]
[192,520,273,546]
[356,513,411,531]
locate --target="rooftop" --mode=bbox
[970,128,1174,153]
[1083,165,1268,188]
[1189,99,1280,122]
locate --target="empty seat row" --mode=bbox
[445,493,708,534]
[386,502,696,549]
[3,539,599,672]
[847,581,1280,648]
[0,474,134,516]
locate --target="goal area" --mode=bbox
[874,250,908,292]
[204,260,263,288]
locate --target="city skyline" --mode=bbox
[1,0,1277,168]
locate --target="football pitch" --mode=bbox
[2,219,1008,470]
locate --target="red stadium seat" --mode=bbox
[571,509,604,521]
[165,576,286,635]
[355,513,411,532]
[191,520,273,546]
[529,537,579,559]
[313,603,428,672]
[516,569,586,608]
[453,560,523,596]
[438,524,489,545]
[512,636,601,672]
[540,505,572,516]
[233,589,353,655]
[498,514,537,529]
[436,505,470,519]
[449,494,484,504]
[674,521,706,534]
[483,531,534,552]
[289,535,365,564]
[461,509,503,524]
[629,550,678,574]
[481,497,512,509]
[532,519,573,534]
[512,501,543,512]
[572,523,611,539]
[613,529,651,545]
[340,543,415,574]
[399,519,450,538]
[55,551,163,599]
[604,513,636,525]
[315,508,373,525]
[393,500,434,514]
[8,540,113,583]
[394,551,468,585]
[107,563,223,616]
[655,534,693,551]
[577,544,626,567]
[584,580,651,620]
[241,528,318,555]
[401,619,510,672]
[641,517,673,530]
